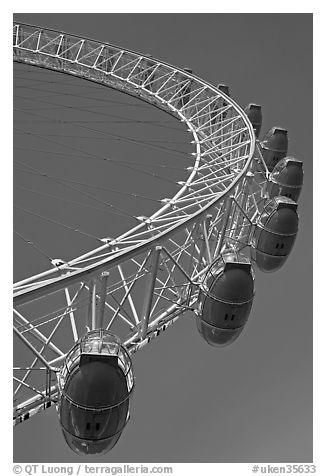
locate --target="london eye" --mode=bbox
[13,16,311,461]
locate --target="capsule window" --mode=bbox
[231,314,235,321]
[96,423,100,432]
[86,423,91,431]
[280,243,284,249]
[224,313,228,320]
[276,243,279,249]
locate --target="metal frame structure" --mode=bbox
[13,24,269,426]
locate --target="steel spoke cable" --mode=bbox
[14,78,154,109]
[14,112,180,127]
[14,68,158,101]
[14,128,180,185]
[14,205,104,243]
[16,184,159,211]
[58,123,189,158]
[12,85,156,111]
[14,157,177,192]
[26,132,187,145]
[15,117,182,130]
[14,101,190,159]
[14,102,148,110]
[14,229,53,263]
[15,160,139,220]
[14,106,183,162]
[14,67,156,96]
[13,85,184,132]
[14,168,161,204]
[13,144,186,172]
[14,94,182,133]
[14,72,186,135]
[14,67,173,102]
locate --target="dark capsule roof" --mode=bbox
[244,103,262,137]
[64,355,129,408]
[205,262,254,304]
[270,157,303,187]
[261,127,288,152]
[244,103,262,123]
[258,196,298,235]
[217,83,230,96]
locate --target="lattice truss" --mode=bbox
[13,24,269,424]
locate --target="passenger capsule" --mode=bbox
[218,83,230,121]
[196,252,255,347]
[217,83,230,96]
[244,103,262,138]
[260,127,288,171]
[267,157,303,202]
[58,330,134,456]
[250,196,299,272]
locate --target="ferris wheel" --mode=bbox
[13,23,304,456]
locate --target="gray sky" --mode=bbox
[13,13,313,463]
